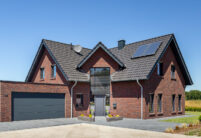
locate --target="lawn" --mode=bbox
[161,111,201,124]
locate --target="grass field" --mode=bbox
[186,100,201,108]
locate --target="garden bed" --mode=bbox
[106,115,123,122]
[78,115,95,122]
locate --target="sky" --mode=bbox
[0,0,200,91]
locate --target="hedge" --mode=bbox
[186,90,201,100]
[185,107,201,112]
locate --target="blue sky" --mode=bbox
[0,0,200,91]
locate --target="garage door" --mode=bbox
[12,92,65,121]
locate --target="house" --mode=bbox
[0,34,193,122]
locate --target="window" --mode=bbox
[51,65,56,78]
[157,94,162,112]
[40,68,45,79]
[106,96,110,106]
[149,94,154,113]
[76,94,84,108]
[178,95,182,111]
[157,62,163,76]
[172,94,175,112]
[171,65,176,79]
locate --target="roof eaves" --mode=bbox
[77,42,125,68]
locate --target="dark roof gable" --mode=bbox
[77,42,125,69]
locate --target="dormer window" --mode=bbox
[51,65,56,78]
[171,65,176,79]
[40,68,45,80]
[157,62,163,76]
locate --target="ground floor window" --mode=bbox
[178,95,182,111]
[149,94,154,113]
[157,94,162,112]
[76,94,84,108]
[172,94,175,112]
[106,96,110,106]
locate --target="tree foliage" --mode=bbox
[186,90,201,100]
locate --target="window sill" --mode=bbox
[157,112,163,115]
[171,78,176,81]
[171,112,176,115]
[178,111,182,114]
[149,113,155,116]
[50,77,56,80]
[40,79,44,81]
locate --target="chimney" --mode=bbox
[118,40,125,49]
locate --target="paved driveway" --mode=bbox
[0,115,192,132]
[0,124,198,138]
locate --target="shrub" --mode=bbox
[80,114,84,117]
[89,114,92,118]
[165,128,174,133]
[108,114,113,118]
[115,115,120,117]
[189,123,193,127]
[185,106,201,112]
[175,125,180,130]
[181,123,188,129]
[199,115,201,122]
[194,120,200,126]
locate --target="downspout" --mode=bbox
[71,81,77,118]
[137,79,143,120]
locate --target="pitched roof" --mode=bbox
[25,34,193,85]
[77,42,125,69]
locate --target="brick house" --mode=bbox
[0,34,193,122]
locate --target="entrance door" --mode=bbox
[95,96,105,116]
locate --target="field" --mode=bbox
[186,100,201,108]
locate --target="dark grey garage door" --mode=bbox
[12,92,65,121]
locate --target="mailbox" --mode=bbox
[113,103,117,109]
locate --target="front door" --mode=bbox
[95,96,105,116]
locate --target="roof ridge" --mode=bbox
[42,39,91,50]
[110,33,174,50]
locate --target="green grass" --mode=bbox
[161,111,201,124]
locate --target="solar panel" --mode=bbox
[132,41,162,58]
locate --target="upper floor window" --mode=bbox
[172,94,176,112]
[51,65,56,78]
[40,68,45,80]
[157,62,163,76]
[149,94,154,113]
[171,65,176,79]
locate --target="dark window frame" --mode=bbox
[76,94,84,108]
[178,95,182,112]
[171,65,176,79]
[149,93,154,113]
[40,67,45,80]
[157,94,162,113]
[51,64,56,78]
[172,94,176,112]
[157,62,163,76]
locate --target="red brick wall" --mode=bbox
[0,81,70,122]
[31,49,66,84]
[143,43,186,119]
[82,47,120,73]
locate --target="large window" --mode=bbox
[90,68,110,95]
[40,68,45,79]
[157,94,162,112]
[149,94,154,113]
[51,65,56,78]
[76,94,84,108]
[171,65,176,79]
[172,94,176,112]
[157,62,163,76]
[178,95,182,111]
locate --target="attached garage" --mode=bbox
[12,92,65,121]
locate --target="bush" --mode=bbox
[165,128,174,133]
[175,125,180,130]
[185,106,201,112]
[181,123,188,129]
[199,115,201,122]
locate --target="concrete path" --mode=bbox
[0,115,191,132]
[0,123,197,138]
